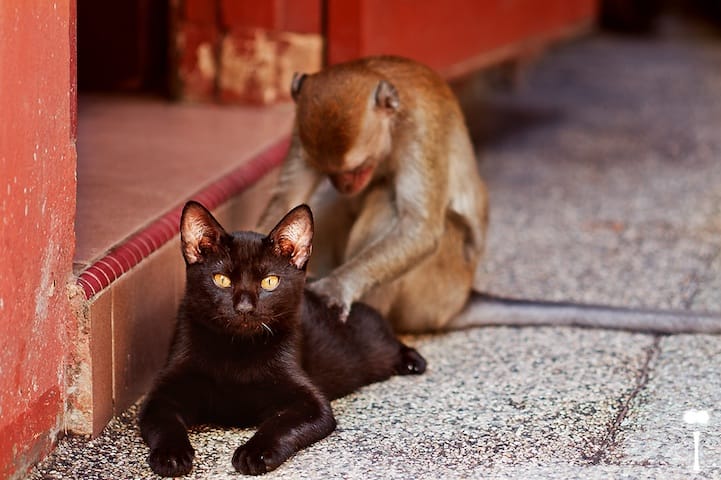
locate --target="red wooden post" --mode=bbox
[0,1,77,477]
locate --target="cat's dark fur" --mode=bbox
[138,201,426,477]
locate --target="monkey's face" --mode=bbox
[322,108,392,195]
[326,157,378,195]
[303,111,390,196]
[291,68,400,196]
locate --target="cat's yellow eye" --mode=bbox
[213,273,232,288]
[260,275,280,292]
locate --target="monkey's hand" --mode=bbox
[307,277,352,322]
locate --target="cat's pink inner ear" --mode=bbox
[293,224,313,267]
[181,216,207,264]
[183,245,201,264]
[274,233,312,269]
[181,204,224,264]
[274,237,295,257]
[271,211,313,268]
[290,242,312,269]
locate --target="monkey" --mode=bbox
[257,55,488,333]
[258,55,721,336]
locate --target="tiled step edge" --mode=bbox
[76,136,290,300]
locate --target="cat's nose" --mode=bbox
[234,294,255,313]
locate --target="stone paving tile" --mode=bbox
[30,327,655,479]
[617,334,721,478]
[472,28,721,313]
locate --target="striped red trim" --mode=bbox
[76,137,290,299]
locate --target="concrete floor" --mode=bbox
[31,17,721,480]
[470,20,721,313]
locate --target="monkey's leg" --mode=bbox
[346,188,475,332]
[385,217,476,332]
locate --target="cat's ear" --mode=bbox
[268,205,314,269]
[180,201,227,264]
[290,72,306,102]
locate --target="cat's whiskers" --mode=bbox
[261,322,274,336]
[271,309,296,320]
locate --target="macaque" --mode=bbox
[258,55,488,332]
[259,55,721,335]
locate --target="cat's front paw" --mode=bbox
[232,442,289,475]
[147,440,195,477]
[307,277,352,322]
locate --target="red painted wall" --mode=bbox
[219,0,322,33]
[327,0,598,74]
[0,1,77,478]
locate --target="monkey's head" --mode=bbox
[290,66,400,196]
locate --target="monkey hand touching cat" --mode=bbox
[307,276,354,322]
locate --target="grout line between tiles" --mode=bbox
[582,336,662,464]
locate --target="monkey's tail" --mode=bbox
[447,291,721,335]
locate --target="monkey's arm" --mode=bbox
[310,147,447,319]
[258,135,323,232]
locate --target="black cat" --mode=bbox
[138,201,426,476]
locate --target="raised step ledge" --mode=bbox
[76,137,289,299]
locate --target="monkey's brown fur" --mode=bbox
[258,56,488,333]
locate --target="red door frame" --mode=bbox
[0,1,77,478]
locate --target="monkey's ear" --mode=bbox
[268,205,314,269]
[290,72,307,102]
[374,80,400,111]
[180,201,228,264]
